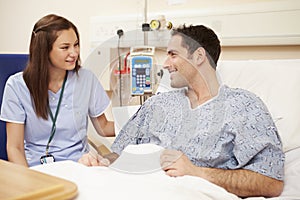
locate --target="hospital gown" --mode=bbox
[111,85,284,180]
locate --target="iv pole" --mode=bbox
[140,0,149,104]
[144,0,148,46]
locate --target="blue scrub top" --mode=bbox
[0,68,110,166]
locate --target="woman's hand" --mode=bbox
[78,152,110,167]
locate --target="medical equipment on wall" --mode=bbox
[113,46,158,106]
[129,46,155,95]
[113,52,131,107]
[149,15,173,31]
[111,13,172,106]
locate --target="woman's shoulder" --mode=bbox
[6,71,25,85]
[77,67,94,76]
[3,72,29,95]
[73,67,97,81]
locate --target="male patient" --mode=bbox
[79,24,284,198]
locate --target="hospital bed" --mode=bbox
[31,59,300,200]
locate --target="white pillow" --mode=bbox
[217,59,300,152]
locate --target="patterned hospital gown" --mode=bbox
[111,85,284,180]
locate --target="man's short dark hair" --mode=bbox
[171,24,221,69]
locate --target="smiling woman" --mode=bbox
[0,14,115,167]
[48,28,80,93]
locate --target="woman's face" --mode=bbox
[49,28,79,71]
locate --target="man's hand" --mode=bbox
[78,152,110,167]
[160,149,196,177]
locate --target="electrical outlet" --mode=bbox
[90,15,140,43]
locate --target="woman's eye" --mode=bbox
[167,52,175,57]
[170,53,176,57]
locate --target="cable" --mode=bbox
[117,29,124,106]
[117,29,124,38]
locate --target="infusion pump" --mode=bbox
[129,46,155,95]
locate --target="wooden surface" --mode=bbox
[0,159,78,200]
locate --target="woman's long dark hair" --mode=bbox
[23,14,81,119]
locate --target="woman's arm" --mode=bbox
[91,113,115,137]
[6,122,28,167]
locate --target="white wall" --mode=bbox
[2,0,298,147]
[1,0,299,62]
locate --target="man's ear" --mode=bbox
[193,47,206,65]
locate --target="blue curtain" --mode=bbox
[0,54,28,160]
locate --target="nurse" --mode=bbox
[0,14,114,167]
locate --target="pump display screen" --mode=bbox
[131,56,153,95]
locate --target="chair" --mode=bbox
[0,54,28,160]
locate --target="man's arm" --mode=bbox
[196,167,283,197]
[160,149,283,198]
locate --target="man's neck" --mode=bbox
[186,71,219,108]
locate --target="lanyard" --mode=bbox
[45,71,68,155]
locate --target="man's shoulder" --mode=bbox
[223,85,260,101]
[222,85,267,111]
[149,89,185,101]
[141,89,185,108]
[155,88,184,97]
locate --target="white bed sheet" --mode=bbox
[32,160,239,200]
[31,146,300,200]
[276,147,300,199]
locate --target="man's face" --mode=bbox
[163,35,198,88]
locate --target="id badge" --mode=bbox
[40,154,55,164]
